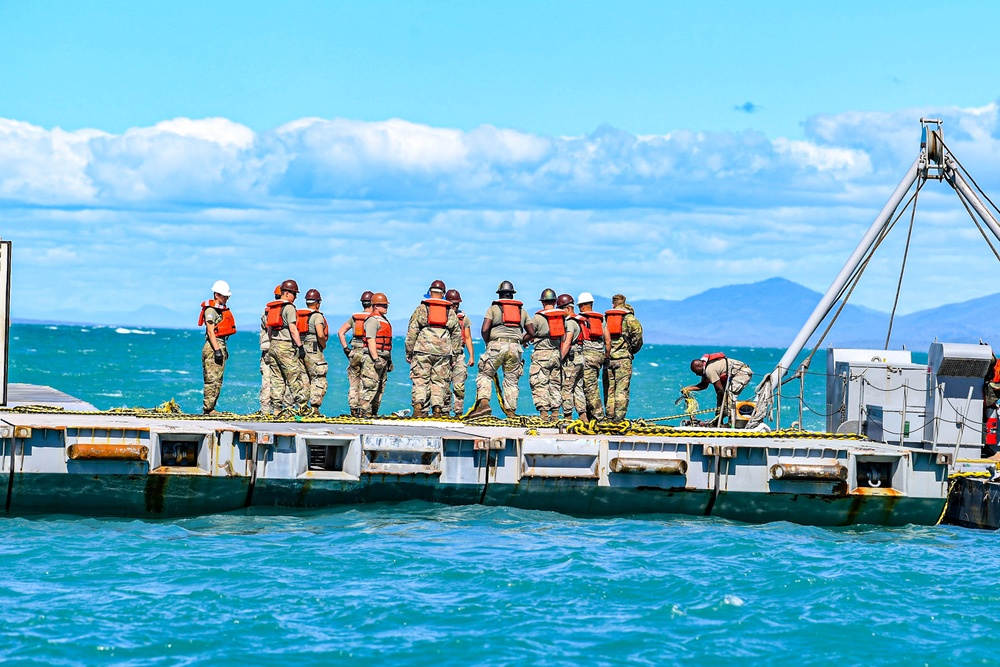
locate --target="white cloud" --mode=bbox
[6,103,1000,321]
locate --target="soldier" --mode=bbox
[264,279,309,415]
[683,353,754,427]
[259,285,280,413]
[405,280,462,417]
[557,293,587,420]
[298,289,329,414]
[468,281,535,418]
[359,292,393,417]
[528,288,566,419]
[603,294,644,421]
[577,292,611,421]
[445,289,475,416]
[199,280,236,415]
[337,291,374,416]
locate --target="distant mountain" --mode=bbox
[15,277,1000,351]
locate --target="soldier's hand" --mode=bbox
[213,349,224,365]
[467,358,474,368]
[343,346,351,358]
[296,345,306,360]
[406,355,413,364]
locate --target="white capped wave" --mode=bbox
[98,391,124,398]
[46,326,57,330]
[648,362,659,367]
[115,328,156,335]
[140,369,190,375]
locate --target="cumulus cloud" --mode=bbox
[6,102,1000,322]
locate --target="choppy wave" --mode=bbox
[114,327,156,335]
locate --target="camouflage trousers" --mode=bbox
[359,352,390,417]
[303,346,328,409]
[201,340,228,413]
[715,370,753,426]
[409,351,452,411]
[475,339,523,414]
[560,355,585,419]
[529,347,562,413]
[603,356,632,421]
[347,346,365,412]
[268,341,309,413]
[261,350,294,413]
[447,353,469,415]
[582,346,606,420]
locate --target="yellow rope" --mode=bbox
[0,401,869,439]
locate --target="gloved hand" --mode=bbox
[343,346,351,358]
[296,345,306,359]
[213,349,224,365]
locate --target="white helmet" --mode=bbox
[211,280,232,297]
[577,291,594,305]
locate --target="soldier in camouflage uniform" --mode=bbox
[684,353,753,427]
[200,280,235,414]
[337,291,374,416]
[265,279,309,415]
[445,289,475,416]
[468,281,535,418]
[557,293,587,420]
[577,292,610,421]
[301,289,329,414]
[359,293,393,417]
[528,288,565,419]
[602,294,644,421]
[405,280,462,417]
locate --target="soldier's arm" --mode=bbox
[559,331,571,360]
[464,326,475,366]
[480,318,491,344]
[337,320,351,348]
[682,377,711,393]
[405,309,421,360]
[206,319,220,352]
[316,317,329,350]
[286,306,303,347]
[603,327,611,357]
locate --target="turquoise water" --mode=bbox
[3,324,995,665]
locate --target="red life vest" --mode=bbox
[264,300,287,329]
[538,308,566,339]
[605,308,628,338]
[352,312,370,337]
[297,309,326,335]
[423,298,452,327]
[991,357,1000,384]
[199,301,237,337]
[493,299,523,326]
[364,317,393,352]
[580,311,605,341]
[457,311,471,344]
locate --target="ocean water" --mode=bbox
[2,323,994,666]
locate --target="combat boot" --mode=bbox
[468,399,492,418]
[412,403,427,418]
[432,406,443,418]
[579,411,590,423]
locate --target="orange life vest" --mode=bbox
[423,298,452,327]
[297,309,326,335]
[538,308,566,339]
[199,301,237,337]
[352,312,370,337]
[991,357,1000,384]
[264,300,288,329]
[605,308,628,338]
[364,317,393,352]
[493,299,523,326]
[457,311,471,343]
[580,311,605,341]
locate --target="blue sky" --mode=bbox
[3,1,1000,325]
